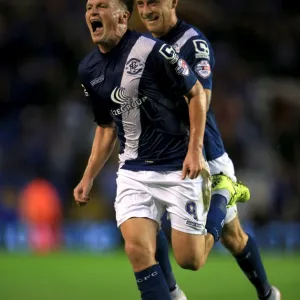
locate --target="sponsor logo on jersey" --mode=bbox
[125,58,144,75]
[110,87,147,116]
[195,60,211,79]
[111,86,130,105]
[176,59,190,76]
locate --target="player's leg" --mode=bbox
[161,154,249,270]
[120,218,172,299]
[206,153,250,245]
[153,169,213,299]
[210,153,280,299]
[115,170,172,300]
[221,214,280,300]
[155,229,187,300]
[201,179,232,261]
[155,229,176,291]
[149,170,211,270]
[176,171,250,265]
[171,228,206,270]
[205,174,250,241]
[221,208,247,255]
[170,202,216,270]
[202,191,227,261]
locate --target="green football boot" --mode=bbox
[211,173,250,207]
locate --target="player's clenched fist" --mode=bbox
[73,178,94,207]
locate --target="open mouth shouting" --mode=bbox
[91,19,103,34]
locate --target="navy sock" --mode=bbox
[205,194,227,242]
[155,230,177,292]
[235,235,272,299]
[135,264,172,300]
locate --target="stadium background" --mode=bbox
[0,0,299,299]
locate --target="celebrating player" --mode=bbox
[135,0,281,299]
[74,0,227,299]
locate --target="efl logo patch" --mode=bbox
[176,59,190,76]
[195,60,211,79]
[159,44,179,64]
[193,39,210,60]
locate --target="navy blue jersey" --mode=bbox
[160,20,225,161]
[79,30,198,171]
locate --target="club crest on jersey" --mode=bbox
[176,59,189,76]
[195,60,211,79]
[125,58,144,75]
[110,87,147,116]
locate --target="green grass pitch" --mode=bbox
[0,251,298,299]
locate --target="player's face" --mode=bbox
[136,0,177,37]
[85,0,126,45]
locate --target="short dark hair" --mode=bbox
[122,0,134,15]
[85,0,134,15]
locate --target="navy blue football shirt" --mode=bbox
[159,20,225,161]
[79,30,200,171]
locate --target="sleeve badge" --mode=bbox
[194,60,211,79]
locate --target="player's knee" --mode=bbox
[178,257,204,271]
[176,253,205,271]
[125,240,155,270]
[172,229,206,271]
[221,223,248,255]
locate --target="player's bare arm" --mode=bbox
[74,123,116,205]
[83,123,116,180]
[182,80,207,180]
[204,88,212,110]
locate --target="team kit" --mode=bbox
[73,0,281,299]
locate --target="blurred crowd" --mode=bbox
[0,0,300,233]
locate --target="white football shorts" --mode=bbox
[208,152,238,224]
[115,168,211,235]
